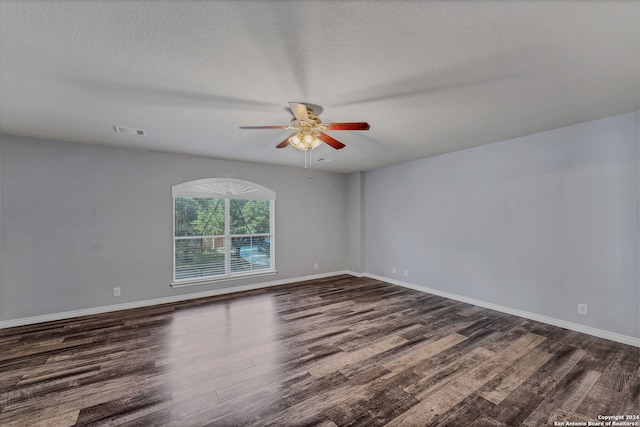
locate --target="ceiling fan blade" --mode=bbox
[324,122,370,131]
[239,125,289,130]
[317,133,346,150]
[276,134,296,148]
[289,102,309,122]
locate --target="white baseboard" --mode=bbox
[3,271,638,348]
[364,273,640,348]
[343,270,365,278]
[0,271,351,330]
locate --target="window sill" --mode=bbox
[170,270,277,288]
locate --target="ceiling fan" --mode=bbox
[239,102,370,151]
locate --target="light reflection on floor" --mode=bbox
[160,293,283,409]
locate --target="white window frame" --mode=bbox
[171,178,276,287]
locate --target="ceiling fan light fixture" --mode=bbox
[288,129,321,151]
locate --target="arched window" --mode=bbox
[172,178,275,286]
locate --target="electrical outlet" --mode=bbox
[314,262,318,270]
[577,303,588,316]
[113,287,121,297]
[404,269,408,277]
[392,267,397,274]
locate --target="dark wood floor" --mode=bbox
[0,275,638,426]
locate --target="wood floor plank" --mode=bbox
[308,335,408,377]
[0,408,80,427]
[382,333,467,373]
[434,393,495,427]
[0,275,637,426]
[476,345,553,404]
[522,367,602,427]
[546,370,602,423]
[481,387,545,426]
[409,346,495,400]
[31,410,80,427]
[75,388,173,426]
[575,383,634,419]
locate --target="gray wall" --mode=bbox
[0,142,2,322]
[364,112,639,338]
[0,135,349,320]
[346,171,364,273]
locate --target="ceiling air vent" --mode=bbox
[114,125,146,136]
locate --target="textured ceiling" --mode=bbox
[0,1,638,173]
